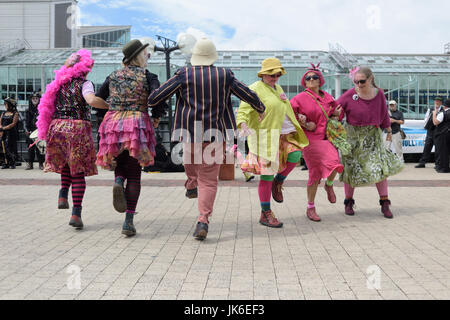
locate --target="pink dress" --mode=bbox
[290,89,344,186]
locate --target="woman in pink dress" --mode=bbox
[290,64,344,222]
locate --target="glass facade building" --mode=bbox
[1,48,449,118]
[1,47,449,161]
[80,27,131,48]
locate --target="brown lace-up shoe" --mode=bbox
[260,210,283,228]
[272,180,284,203]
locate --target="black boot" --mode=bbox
[122,212,136,237]
[58,188,70,209]
[69,207,83,229]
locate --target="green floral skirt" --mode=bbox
[339,125,404,187]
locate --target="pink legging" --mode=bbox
[61,165,86,208]
[344,179,389,199]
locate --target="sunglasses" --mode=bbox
[269,74,282,79]
[354,79,367,85]
[305,75,320,81]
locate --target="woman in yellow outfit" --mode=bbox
[237,58,309,228]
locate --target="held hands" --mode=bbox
[297,114,316,132]
[297,114,307,127]
[333,105,343,117]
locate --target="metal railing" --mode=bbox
[0,39,30,61]
[329,43,359,71]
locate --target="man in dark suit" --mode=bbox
[415,97,442,168]
[433,98,450,173]
[148,38,265,240]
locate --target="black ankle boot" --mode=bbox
[69,207,83,229]
[58,188,69,209]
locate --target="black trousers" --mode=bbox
[1,133,17,165]
[418,129,435,164]
[435,131,450,171]
[26,137,44,164]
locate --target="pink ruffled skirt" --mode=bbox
[302,139,344,187]
[44,119,98,177]
[96,110,156,169]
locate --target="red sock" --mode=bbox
[258,180,272,211]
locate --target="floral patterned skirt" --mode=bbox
[96,110,156,170]
[339,124,404,187]
[44,119,98,177]
[241,132,303,176]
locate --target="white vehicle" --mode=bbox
[401,119,434,154]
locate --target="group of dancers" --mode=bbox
[32,37,404,239]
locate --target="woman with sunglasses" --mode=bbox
[290,64,344,222]
[96,39,167,237]
[337,66,404,219]
[237,58,309,228]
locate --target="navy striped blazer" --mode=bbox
[148,66,265,142]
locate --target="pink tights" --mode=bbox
[344,179,389,199]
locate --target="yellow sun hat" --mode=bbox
[257,57,286,78]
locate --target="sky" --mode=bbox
[78,0,450,54]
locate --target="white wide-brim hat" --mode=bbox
[190,38,218,66]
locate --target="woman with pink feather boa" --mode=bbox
[36,50,109,230]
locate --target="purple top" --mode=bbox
[337,88,390,129]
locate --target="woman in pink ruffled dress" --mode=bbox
[290,64,344,222]
[96,39,166,237]
[37,50,109,230]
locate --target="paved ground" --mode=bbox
[0,163,449,300]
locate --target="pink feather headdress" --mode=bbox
[36,49,94,140]
[348,66,361,80]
